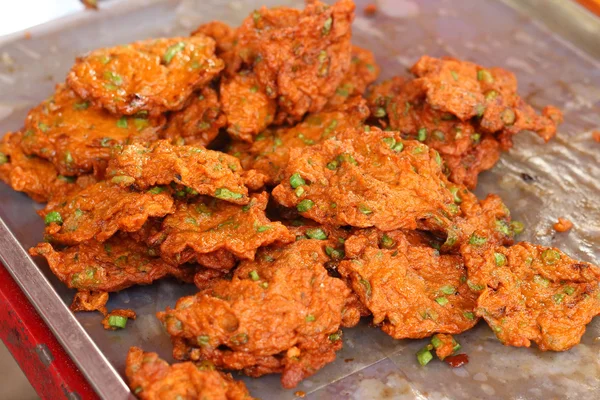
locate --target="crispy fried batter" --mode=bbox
[107,140,250,204]
[221,72,276,142]
[71,290,109,315]
[162,86,226,147]
[67,36,224,117]
[153,192,293,267]
[157,240,356,389]
[41,181,174,245]
[368,56,562,188]
[30,234,196,292]
[126,347,254,400]
[192,21,236,57]
[21,84,163,175]
[327,46,379,107]
[443,190,514,251]
[0,131,91,202]
[229,96,369,184]
[462,242,600,351]
[339,229,478,339]
[272,128,456,231]
[228,0,355,122]
[102,309,137,330]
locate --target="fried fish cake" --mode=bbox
[192,21,236,57]
[30,235,196,292]
[67,36,224,117]
[126,347,254,400]
[158,240,356,389]
[41,181,174,245]
[339,230,478,339]
[21,84,163,176]
[0,131,86,202]
[229,96,369,184]
[106,140,250,205]
[229,0,355,122]
[162,86,226,147]
[462,242,600,351]
[327,45,380,107]
[220,72,276,142]
[153,192,293,266]
[442,189,514,251]
[272,128,455,231]
[368,56,562,188]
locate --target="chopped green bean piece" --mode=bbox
[0,152,7,165]
[306,228,328,240]
[541,249,561,265]
[373,107,386,118]
[215,188,243,200]
[553,293,564,304]
[380,234,395,249]
[256,225,271,233]
[431,335,443,349]
[564,286,575,295]
[417,127,427,142]
[295,186,305,197]
[44,211,63,226]
[501,108,516,125]
[435,297,449,306]
[197,335,210,346]
[416,346,433,366]
[290,173,306,188]
[116,117,128,129]
[510,221,525,235]
[358,204,372,215]
[463,311,475,320]
[111,175,135,185]
[305,314,316,322]
[439,285,455,295]
[322,17,333,36]
[494,252,507,267]
[477,69,494,83]
[163,42,185,64]
[468,233,487,246]
[108,315,128,329]
[249,270,260,281]
[297,199,314,213]
[533,274,550,287]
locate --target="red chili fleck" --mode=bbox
[444,353,469,368]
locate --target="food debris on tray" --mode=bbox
[0,0,598,398]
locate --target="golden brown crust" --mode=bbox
[153,192,293,266]
[272,128,456,231]
[157,240,355,389]
[67,36,224,117]
[228,96,369,184]
[29,235,196,292]
[106,140,250,205]
[226,0,355,123]
[221,72,276,142]
[21,84,163,176]
[41,181,174,245]
[368,56,563,188]
[0,132,81,202]
[161,86,226,147]
[126,347,254,400]
[462,242,600,351]
[339,229,478,339]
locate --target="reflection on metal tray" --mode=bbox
[0,0,599,399]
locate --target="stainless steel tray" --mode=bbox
[1,0,599,399]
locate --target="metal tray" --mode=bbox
[1,0,599,399]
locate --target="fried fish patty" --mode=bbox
[106,140,250,205]
[228,96,369,185]
[220,72,276,142]
[157,240,356,389]
[67,36,224,117]
[272,128,456,231]
[41,181,174,245]
[368,56,562,188]
[21,84,163,176]
[462,242,600,351]
[339,229,478,339]
[30,234,196,292]
[0,131,90,202]
[162,86,226,147]
[227,0,355,123]
[153,192,293,266]
[126,347,254,400]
